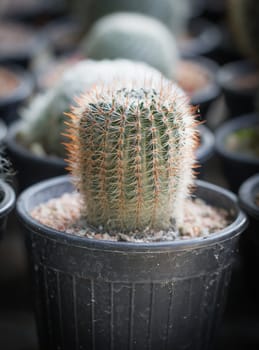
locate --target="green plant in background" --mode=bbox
[66,80,198,233]
[229,0,259,63]
[80,12,179,79]
[19,59,168,158]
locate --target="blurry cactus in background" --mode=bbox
[83,0,190,36]
[80,12,179,79]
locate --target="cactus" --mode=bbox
[20,59,167,158]
[229,0,259,62]
[87,0,190,36]
[66,80,198,233]
[81,12,179,79]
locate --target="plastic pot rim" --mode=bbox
[0,64,34,108]
[183,55,221,107]
[16,175,247,252]
[217,59,258,96]
[215,113,259,165]
[180,18,222,59]
[239,173,259,220]
[0,23,49,64]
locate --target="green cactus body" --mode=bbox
[20,59,167,158]
[229,0,259,62]
[87,0,190,36]
[67,81,198,233]
[81,12,179,79]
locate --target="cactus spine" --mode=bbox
[229,0,259,62]
[66,81,198,233]
[81,13,179,79]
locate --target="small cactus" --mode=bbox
[81,12,179,79]
[87,0,190,36]
[229,0,259,62]
[20,59,166,158]
[66,80,198,233]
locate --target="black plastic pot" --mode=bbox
[238,174,259,299]
[0,65,34,125]
[17,175,247,350]
[182,56,221,119]
[40,17,83,56]
[0,21,50,69]
[202,0,226,24]
[217,60,259,118]
[215,113,259,193]
[0,180,15,238]
[5,122,66,192]
[2,0,66,26]
[179,18,222,60]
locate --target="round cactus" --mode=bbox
[229,0,259,62]
[20,59,167,158]
[66,80,198,233]
[87,0,190,36]
[81,12,179,79]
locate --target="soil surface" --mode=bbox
[177,60,210,97]
[31,192,231,242]
[0,22,35,54]
[0,68,19,98]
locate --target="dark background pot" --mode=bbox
[179,18,222,61]
[0,180,15,237]
[186,56,221,120]
[5,122,66,191]
[17,176,247,350]
[238,174,259,300]
[0,23,50,69]
[40,16,83,57]
[2,0,66,27]
[0,65,34,125]
[217,60,259,118]
[215,113,259,193]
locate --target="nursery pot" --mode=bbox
[179,18,222,61]
[0,65,34,125]
[5,122,66,191]
[3,0,66,26]
[17,176,247,350]
[215,113,259,193]
[217,60,259,118]
[238,174,259,299]
[179,56,221,120]
[0,180,15,237]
